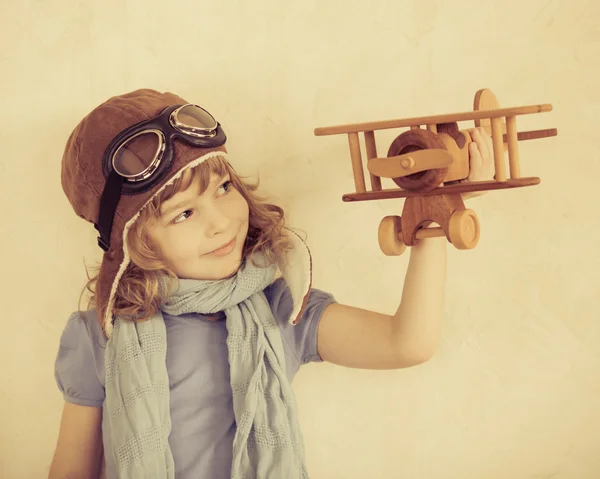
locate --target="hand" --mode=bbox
[462,126,495,200]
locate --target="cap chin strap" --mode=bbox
[95,170,125,252]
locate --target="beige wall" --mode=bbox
[1,0,599,477]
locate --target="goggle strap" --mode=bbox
[95,169,125,252]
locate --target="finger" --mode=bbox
[473,127,490,163]
[478,126,496,175]
[468,142,483,181]
[479,126,493,159]
[478,127,495,177]
[467,128,477,142]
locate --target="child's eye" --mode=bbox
[217,180,232,196]
[172,209,193,225]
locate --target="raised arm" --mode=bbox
[316,127,493,370]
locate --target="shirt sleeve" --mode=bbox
[54,311,106,407]
[266,278,337,365]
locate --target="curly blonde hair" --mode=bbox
[81,156,293,322]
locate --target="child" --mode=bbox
[49,89,494,479]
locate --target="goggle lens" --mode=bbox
[172,105,218,136]
[113,131,162,180]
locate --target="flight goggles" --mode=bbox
[95,103,226,251]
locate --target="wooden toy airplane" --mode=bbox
[314,89,557,255]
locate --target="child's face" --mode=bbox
[146,172,250,280]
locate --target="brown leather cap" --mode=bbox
[61,89,227,335]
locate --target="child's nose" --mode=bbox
[205,207,231,236]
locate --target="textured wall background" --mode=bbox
[1,1,598,478]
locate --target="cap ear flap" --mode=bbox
[280,230,312,325]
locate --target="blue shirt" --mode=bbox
[54,278,336,478]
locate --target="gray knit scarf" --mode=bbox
[104,258,308,478]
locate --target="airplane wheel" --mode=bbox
[387,129,448,192]
[378,216,407,256]
[448,209,480,249]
